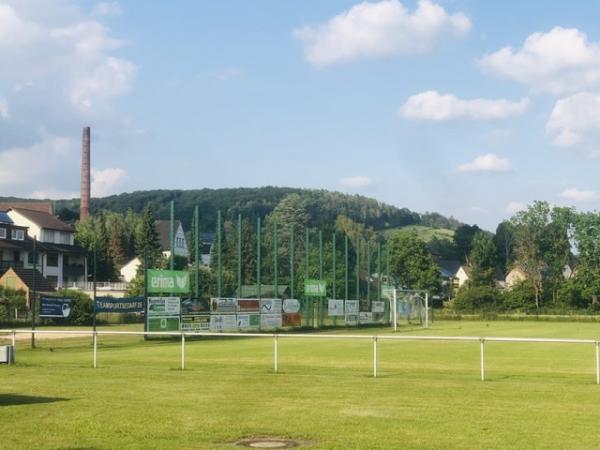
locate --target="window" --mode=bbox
[27,251,40,266]
[0,227,5,239]
[61,232,71,244]
[46,253,59,267]
[46,275,58,287]
[45,230,55,243]
[11,229,24,241]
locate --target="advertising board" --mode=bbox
[282,298,301,313]
[372,301,385,313]
[211,298,237,313]
[147,269,190,294]
[236,314,260,329]
[260,299,282,314]
[282,313,301,327]
[181,314,210,331]
[95,296,144,313]
[344,300,359,314]
[328,299,345,316]
[210,314,237,331]
[237,299,260,312]
[147,297,180,316]
[261,314,282,329]
[40,297,73,318]
[148,316,180,332]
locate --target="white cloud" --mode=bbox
[294,0,471,67]
[505,201,526,214]
[30,189,79,200]
[546,92,600,147]
[457,153,512,173]
[339,175,372,189]
[479,27,600,95]
[400,91,529,121]
[91,167,127,197]
[561,187,600,203]
[0,99,8,119]
[92,2,122,17]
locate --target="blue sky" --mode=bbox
[2,1,600,230]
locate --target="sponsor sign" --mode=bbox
[148,316,180,332]
[40,297,73,318]
[181,298,210,315]
[237,299,260,312]
[261,313,282,329]
[373,312,386,323]
[210,314,237,331]
[147,297,181,316]
[359,312,373,324]
[95,296,144,313]
[181,314,210,331]
[328,299,345,317]
[147,269,190,293]
[282,313,301,327]
[211,298,237,313]
[260,298,282,314]
[372,301,385,313]
[237,314,260,328]
[397,301,413,316]
[381,285,395,299]
[282,298,300,313]
[304,279,326,297]
[345,314,358,326]
[344,300,359,314]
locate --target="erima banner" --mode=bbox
[147,269,190,293]
[95,296,144,313]
[40,297,73,318]
[304,279,326,297]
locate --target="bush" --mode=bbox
[556,279,586,309]
[54,289,93,325]
[452,285,501,312]
[0,286,27,322]
[501,280,537,311]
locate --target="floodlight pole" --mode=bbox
[425,292,429,329]
[332,233,336,326]
[194,205,199,299]
[392,288,397,332]
[273,222,278,298]
[31,236,37,349]
[237,214,242,299]
[217,210,222,298]
[290,224,295,299]
[256,217,261,300]
[170,200,175,271]
[344,235,348,301]
[318,230,323,327]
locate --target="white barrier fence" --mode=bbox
[1,329,600,384]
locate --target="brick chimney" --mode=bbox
[80,126,91,221]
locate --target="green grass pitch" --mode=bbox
[2,320,600,449]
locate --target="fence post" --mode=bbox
[373,337,378,378]
[12,330,16,347]
[480,338,485,381]
[274,334,279,373]
[596,341,600,384]
[181,333,185,371]
[93,331,97,369]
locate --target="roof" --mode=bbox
[1,267,55,293]
[154,220,182,251]
[437,259,462,278]
[0,211,13,224]
[0,201,53,214]
[9,208,73,232]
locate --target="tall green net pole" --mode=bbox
[344,235,348,301]
[257,217,261,300]
[237,214,242,299]
[305,226,311,327]
[367,238,371,310]
[377,241,381,302]
[194,205,199,298]
[318,230,323,327]
[332,232,337,326]
[356,237,360,302]
[169,200,175,271]
[290,223,295,299]
[386,242,390,324]
[217,210,222,298]
[273,222,278,298]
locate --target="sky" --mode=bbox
[2,1,600,231]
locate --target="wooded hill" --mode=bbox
[3,187,462,232]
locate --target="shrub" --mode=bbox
[452,285,501,312]
[501,280,537,312]
[55,289,93,325]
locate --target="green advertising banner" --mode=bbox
[304,279,326,297]
[147,269,190,293]
[148,316,180,332]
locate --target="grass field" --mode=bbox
[2,321,600,449]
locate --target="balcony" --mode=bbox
[62,264,85,277]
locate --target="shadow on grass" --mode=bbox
[0,394,68,406]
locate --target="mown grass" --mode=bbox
[2,321,600,449]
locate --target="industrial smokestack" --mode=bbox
[80,126,91,221]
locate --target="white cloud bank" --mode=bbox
[505,201,526,214]
[400,91,529,121]
[457,153,512,173]
[294,0,471,67]
[92,2,122,17]
[561,187,600,203]
[546,92,600,147]
[339,175,372,189]
[479,27,600,95]
[92,167,127,197]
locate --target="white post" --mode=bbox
[12,330,16,347]
[392,289,397,332]
[596,341,600,384]
[181,333,185,371]
[425,292,429,329]
[373,337,378,378]
[480,339,485,381]
[93,331,97,369]
[274,334,279,373]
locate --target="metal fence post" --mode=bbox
[373,336,378,378]
[596,341,600,384]
[480,338,485,381]
[12,329,16,347]
[181,333,185,371]
[274,334,279,373]
[93,331,97,369]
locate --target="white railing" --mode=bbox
[1,329,599,384]
[65,281,128,291]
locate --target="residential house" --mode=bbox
[0,267,55,305]
[0,211,38,275]
[437,259,470,292]
[6,208,87,288]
